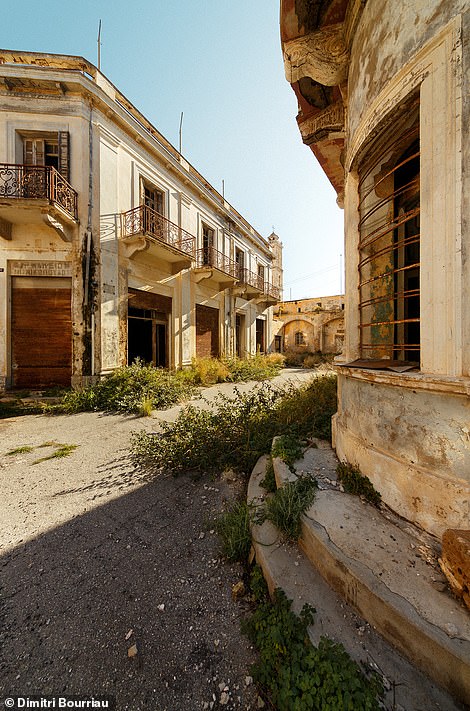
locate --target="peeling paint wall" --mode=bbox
[348,1,469,142]
[334,374,470,535]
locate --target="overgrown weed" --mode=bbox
[260,456,276,493]
[264,476,317,541]
[47,360,195,415]
[6,445,34,456]
[189,353,285,385]
[336,462,382,507]
[272,434,303,472]
[130,375,337,476]
[242,580,383,711]
[214,501,253,562]
[33,443,78,464]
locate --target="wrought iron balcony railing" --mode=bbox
[121,205,196,259]
[236,267,264,292]
[263,282,280,300]
[196,247,238,278]
[0,164,78,221]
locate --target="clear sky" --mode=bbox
[2,0,345,300]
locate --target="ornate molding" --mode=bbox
[284,23,349,87]
[299,101,345,144]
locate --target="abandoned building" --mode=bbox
[0,50,282,391]
[280,0,469,537]
[273,295,344,354]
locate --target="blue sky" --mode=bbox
[2,0,344,299]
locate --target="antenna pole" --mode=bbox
[222,179,225,199]
[97,20,102,71]
[179,112,184,154]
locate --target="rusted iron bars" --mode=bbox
[121,204,196,258]
[0,163,78,220]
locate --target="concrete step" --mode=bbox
[248,447,470,710]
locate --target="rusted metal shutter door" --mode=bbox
[11,277,72,388]
[196,304,219,358]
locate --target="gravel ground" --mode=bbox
[0,370,313,711]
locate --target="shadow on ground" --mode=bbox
[0,472,258,711]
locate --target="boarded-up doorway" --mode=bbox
[11,276,72,388]
[196,304,219,358]
[127,289,171,367]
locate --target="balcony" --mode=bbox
[121,205,195,271]
[262,282,280,304]
[234,267,264,299]
[194,247,238,288]
[0,164,78,240]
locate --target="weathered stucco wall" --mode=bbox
[334,373,470,535]
[334,2,470,535]
[348,0,469,141]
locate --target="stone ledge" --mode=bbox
[334,364,470,396]
[250,441,470,707]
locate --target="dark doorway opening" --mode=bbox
[128,309,167,367]
[128,317,153,365]
[235,314,245,357]
[255,318,265,353]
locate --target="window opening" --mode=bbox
[202,225,214,265]
[358,109,420,363]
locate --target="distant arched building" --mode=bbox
[273,295,344,354]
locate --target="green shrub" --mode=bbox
[265,476,317,541]
[336,462,382,507]
[131,375,337,476]
[225,353,285,381]
[250,564,269,602]
[189,357,230,385]
[302,353,323,369]
[186,354,284,386]
[214,501,253,562]
[260,456,277,493]
[131,384,284,474]
[272,434,303,472]
[49,360,195,415]
[283,351,309,367]
[242,587,383,711]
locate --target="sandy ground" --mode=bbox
[0,369,313,711]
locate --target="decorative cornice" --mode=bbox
[283,23,349,87]
[299,101,345,144]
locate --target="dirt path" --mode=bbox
[0,369,313,710]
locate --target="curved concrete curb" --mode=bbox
[266,449,470,707]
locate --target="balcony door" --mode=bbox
[143,184,164,238]
[202,225,214,265]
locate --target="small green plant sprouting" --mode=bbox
[249,564,269,603]
[272,433,303,472]
[260,456,277,493]
[242,583,383,711]
[138,396,154,417]
[214,501,253,563]
[6,445,34,456]
[33,443,78,465]
[265,476,317,541]
[336,462,382,507]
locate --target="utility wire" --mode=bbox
[284,264,337,287]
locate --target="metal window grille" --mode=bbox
[358,122,420,363]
